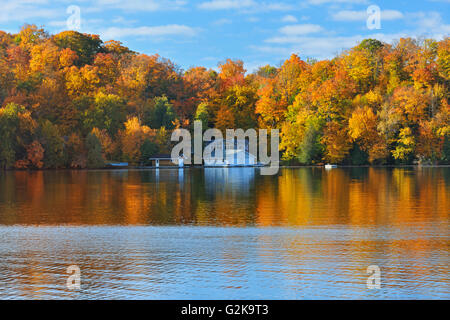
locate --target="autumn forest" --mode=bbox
[0,24,449,169]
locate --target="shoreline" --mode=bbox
[2,164,449,172]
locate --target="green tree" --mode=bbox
[140,139,159,165]
[298,117,323,164]
[441,135,450,164]
[86,132,105,168]
[359,39,384,54]
[144,96,176,129]
[195,102,210,128]
[0,104,21,168]
[255,65,277,78]
[40,120,66,168]
[53,31,103,66]
[82,92,127,136]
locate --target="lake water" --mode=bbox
[0,167,448,299]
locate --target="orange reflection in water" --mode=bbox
[0,167,448,227]
[0,167,448,299]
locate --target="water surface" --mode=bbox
[0,167,448,299]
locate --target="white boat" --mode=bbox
[325,164,338,169]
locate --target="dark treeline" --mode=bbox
[0,25,449,169]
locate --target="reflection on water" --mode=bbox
[0,168,448,299]
[0,167,448,227]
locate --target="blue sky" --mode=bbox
[0,0,449,72]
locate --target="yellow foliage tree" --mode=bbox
[392,127,415,160]
[321,121,352,163]
[349,106,388,163]
[120,117,156,164]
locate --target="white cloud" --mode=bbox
[257,9,450,61]
[0,0,187,26]
[101,25,198,40]
[244,60,273,73]
[198,0,292,12]
[409,11,450,38]
[0,0,60,23]
[213,18,232,26]
[267,24,324,44]
[93,0,187,12]
[198,0,255,10]
[111,17,138,25]
[256,32,408,60]
[264,3,293,11]
[307,0,368,4]
[46,20,68,28]
[247,17,260,23]
[279,24,323,35]
[46,18,105,32]
[281,15,298,23]
[380,10,405,20]
[332,9,404,21]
